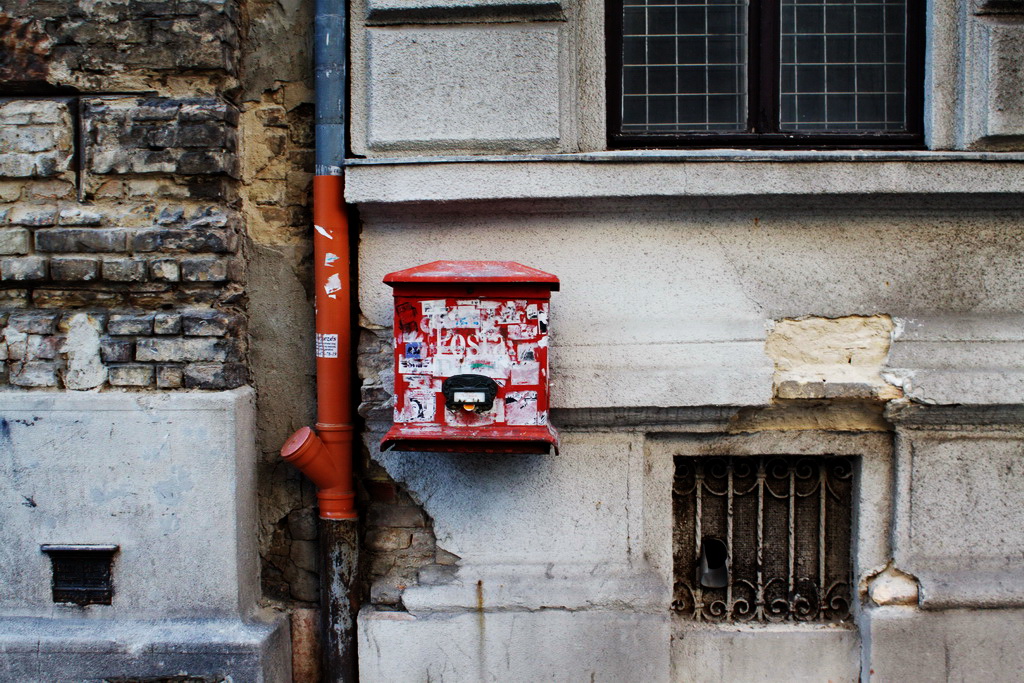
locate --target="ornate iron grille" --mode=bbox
[672,456,853,622]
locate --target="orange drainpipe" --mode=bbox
[280,174,356,520]
[280,173,360,682]
[279,1,358,678]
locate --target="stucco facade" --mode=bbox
[1,0,1024,680]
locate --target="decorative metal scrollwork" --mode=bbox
[672,455,853,623]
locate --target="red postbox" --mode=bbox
[381,261,560,454]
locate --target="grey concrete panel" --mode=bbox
[864,607,1024,681]
[671,624,861,682]
[359,607,671,682]
[893,431,1024,607]
[964,17,1024,148]
[0,389,259,619]
[365,26,561,152]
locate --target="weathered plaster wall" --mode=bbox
[356,200,1024,411]
[353,194,1024,680]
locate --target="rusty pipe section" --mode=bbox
[280,174,356,520]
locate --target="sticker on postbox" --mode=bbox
[381,261,560,454]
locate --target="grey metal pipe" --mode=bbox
[315,0,347,176]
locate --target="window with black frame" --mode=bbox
[607,0,923,147]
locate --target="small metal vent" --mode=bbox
[41,544,118,606]
[672,456,853,623]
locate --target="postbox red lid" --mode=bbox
[384,261,559,290]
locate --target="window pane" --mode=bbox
[779,0,907,132]
[619,0,748,134]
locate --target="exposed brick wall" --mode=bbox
[0,308,244,389]
[263,503,321,603]
[85,97,239,179]
[362,473,455,609]
[1,0,238,91]
[357,326,452,609]
[0,100,72,178]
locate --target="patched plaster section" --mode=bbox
[863,562,920,606]
[766,315,903,400]
[61,312,106,390]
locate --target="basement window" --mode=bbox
[672,455,853,622]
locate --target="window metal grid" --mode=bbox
[607,0,924,147]
[621,0,747,133]
[779,0,907,131]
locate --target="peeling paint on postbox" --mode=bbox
[381,261,560,454]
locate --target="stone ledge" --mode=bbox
[0,615,290,682]
[359,607,670,682]
[400,563,669,613]
[885,402,1024,427]
[345,153,1024,204]
[917,570,1024,609]
[863,607,1024,681]
[672,623,860,682]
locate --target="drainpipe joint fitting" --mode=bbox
[281,426,356,520]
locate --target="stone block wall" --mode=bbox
[0,96,246,391]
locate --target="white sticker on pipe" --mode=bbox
[324,273,342,297]
[316,333,339,358]
[325,252,340,267]
[314,224,333,239]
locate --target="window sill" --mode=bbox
[344,150,1024,204]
